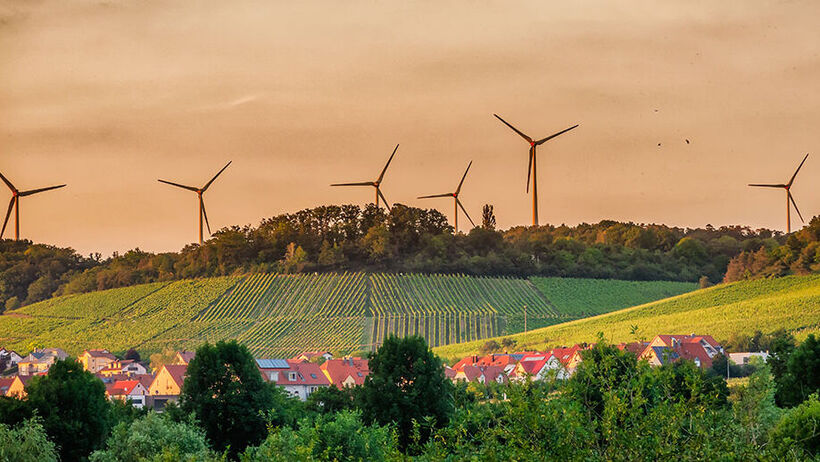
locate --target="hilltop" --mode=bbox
[0,272,693,357]
[433,274,820,363]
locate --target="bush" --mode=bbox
[0,417,58,462]
[769,394,820,458]
[241,411,400,462]
[90,413,220,462]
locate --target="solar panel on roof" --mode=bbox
[256,359,289,369]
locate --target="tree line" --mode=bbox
[1,203,818,311]
[1,333,818,461]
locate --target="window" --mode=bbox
[289,372,297,381]
[269,371,279,381]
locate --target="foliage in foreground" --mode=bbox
[0,417,58,462]
[90,413,221,462]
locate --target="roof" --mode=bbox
[677,342,713,368]
[482,365,508,383]
[162,364,188,387]
[320,358,369,388]
[256,359,290,369]
[0,377,14,394]
[617,342,648,355]
[176,351,196,364]
[261,360,330,386]
[444,366,456,379]
[459,365,483,381]
[109,380,143,395]
[84,349,117,360]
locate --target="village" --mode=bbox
[0,333,769,410]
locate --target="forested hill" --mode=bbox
[0,203,818,312]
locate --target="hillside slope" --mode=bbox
[0,273,695,357]
[433,275,820,363]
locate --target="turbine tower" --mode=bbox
[748,153,809,234]
[0,172,66,240]
[493,114,578,226]
[158,161,231,245]
[331,144,399,211]
[418,161,475,234]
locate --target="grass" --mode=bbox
[433,275,820,364]
[0,272,698,357]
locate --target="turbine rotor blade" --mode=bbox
[526,147,534,193]
[376,188,391,211]
[19,184,66,197]
[0,197,14,239]
[455,161,472,195]
[787,153,809,187]
[202,161,232,192]
[748,183,786,188]
[158,179,199,192]
[456,198,475,227]
[788,192,804,223]
[493,114,532,143]
[535,124,579,145]
[200,196,212,235]
[377,144,399,184]
[417,193,452,199]
[0,172,16,193]
[330,181,375,187]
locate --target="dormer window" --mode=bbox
[270,371,279,381]
[289,372,297,381]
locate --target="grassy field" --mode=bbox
[0,272,696,358]
[433,275,820,363]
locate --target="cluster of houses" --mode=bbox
[0,347,371,410]
[444,334,730,385]
[0,334,762,409]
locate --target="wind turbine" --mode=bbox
[0,172,66,240]
[158,161,231,245]
[331,144,399,211]
[418,161,475,234]
[493,114,578,226]
[748,153,809,234]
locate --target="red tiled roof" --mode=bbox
[0,377,14,393]
[132,374,155,389]
[444,366,456,379]
[320,358,369,389]
[677,342,713,368]
[260,360,330,386]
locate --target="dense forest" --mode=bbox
[1,203,818,311]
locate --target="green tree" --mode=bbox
[25,359,111,462]
[779,334,820,407]
[180,341,274,457]
[769,393,820,458]
[305,385,356,415]
[357,335,453,452]
[90,413,220,462]
[481,204,496,230]
[0,417,58,462]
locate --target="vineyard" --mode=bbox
[0,272,696,357]
[434,274,820,363]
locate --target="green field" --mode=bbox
[0,273,696,358]
[433,275,820,363]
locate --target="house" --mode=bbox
[640,346,681,366]
[455,365,508,384]
[444,366,456,380]
[99,360,149,377]
[509,351,572,381]
[0,377,14,396]
[148,364,188,410]
[617,342,649,356]
[106,380,149,408]
[6,375,37,398]
[17,348,68,375]
[79,349,117,373]
[640,334,724,369]
[0,348,22,371]
[257,359,330,401]
[291,351,333,363]
[729,352,769,365]
[173,351,196,365]
[320,358,370,389]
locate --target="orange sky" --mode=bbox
[1,1,819,255]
